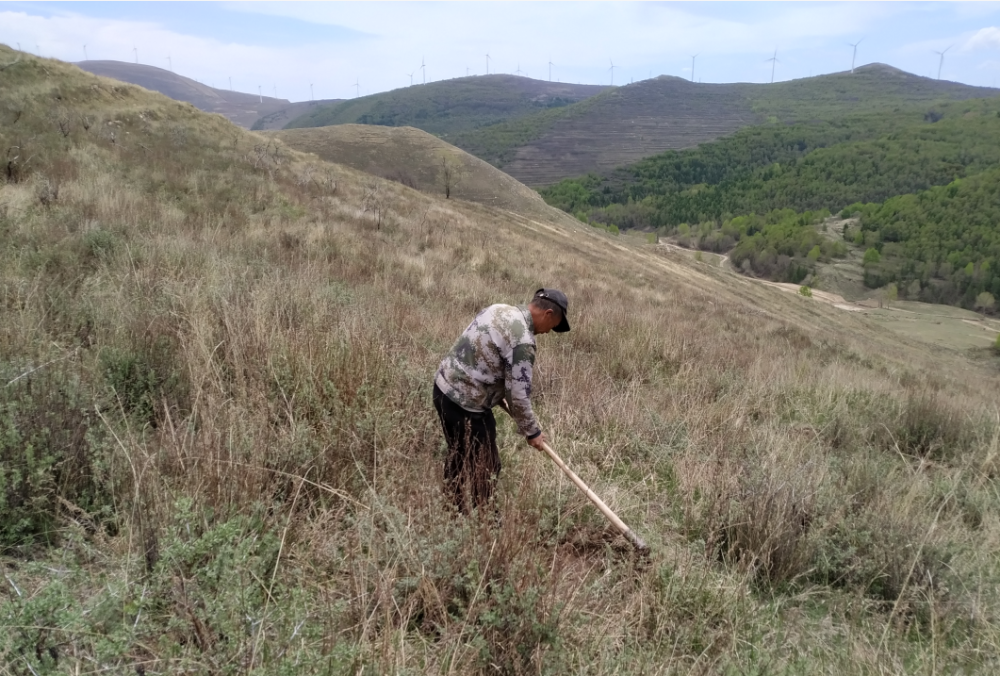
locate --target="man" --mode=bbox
[433,288,570,514]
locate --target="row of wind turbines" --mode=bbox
[394,40,958,92]
[22,40,966,101]
[755,39,952,86]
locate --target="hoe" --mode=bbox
[540,441,649,554]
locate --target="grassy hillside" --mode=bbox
[4,44,1000,675]
[76,60,297,128]
[284,74,607,135]
[269,124,553,215]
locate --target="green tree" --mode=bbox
[863,248,881,265]
[975,291,995,316]
[807,245,821,262]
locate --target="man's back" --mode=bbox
[435,303,540,438]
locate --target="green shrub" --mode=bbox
[863,247,881,264]
[0,368,114,550]
[799,285,812,297]
[100,338,187,426]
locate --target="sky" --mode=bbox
[3,2,1000,101]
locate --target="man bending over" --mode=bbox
[433,288,570,514]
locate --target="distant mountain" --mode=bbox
[73,60,331,128]
[286,64,999,187]
[453,64,1000,186]
[283,74,608,135]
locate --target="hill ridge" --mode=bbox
[75,59,344,129]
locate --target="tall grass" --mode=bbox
[2,44,1000,674]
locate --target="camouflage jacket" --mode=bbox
[435,304,541,438]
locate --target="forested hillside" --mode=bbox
[848,168,1000,306]
[541,96,1000,310]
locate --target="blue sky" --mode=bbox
[3,2,1000,101]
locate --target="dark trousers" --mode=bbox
[433,384,501,513]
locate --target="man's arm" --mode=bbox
[500,397,547,449]
[504,342,542,439]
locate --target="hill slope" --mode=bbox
[270,124,553,215]
[455,64,999,186]
[76,59,298,128]
[284,74,608,135]
[3,44,1000,675]
[250,99,344,130]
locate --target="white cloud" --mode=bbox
[964,26,1000,51]
[0,10,357,99]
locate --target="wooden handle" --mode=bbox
[539,441,648,553]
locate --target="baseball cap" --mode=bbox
[534,288,570,333]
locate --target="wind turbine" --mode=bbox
[765,49,779,84]
[83,45,88,61]
[609,59,618,85]
[516,63,524,76]
[849,38,863,73]
[407,71,414,86]
[354,78,360,97]
[273,85,277,98]
[549,57,554,81]
[229,76,233,91]
[486,53,491,75]
[690,54,698,82]
[310,84,314,101]
[258,86,262,103]
[421,56,426,84]
[934,45,953,80]
[133,46,138,64]
[166,55,172,72]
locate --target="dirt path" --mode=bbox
[658,242,728,269]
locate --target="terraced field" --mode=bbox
[463,64,1000,186]
[500,76,759,186]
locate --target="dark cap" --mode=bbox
[533,288,570,333]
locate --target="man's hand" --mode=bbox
[500,398,512,416]
[527,432,548,451]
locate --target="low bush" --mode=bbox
[0,366,115,551]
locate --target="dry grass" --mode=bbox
[269,124,557,216]
[3,43,1000,675]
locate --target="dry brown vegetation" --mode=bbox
[269,124,554,216]
[3,44,1000,675]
